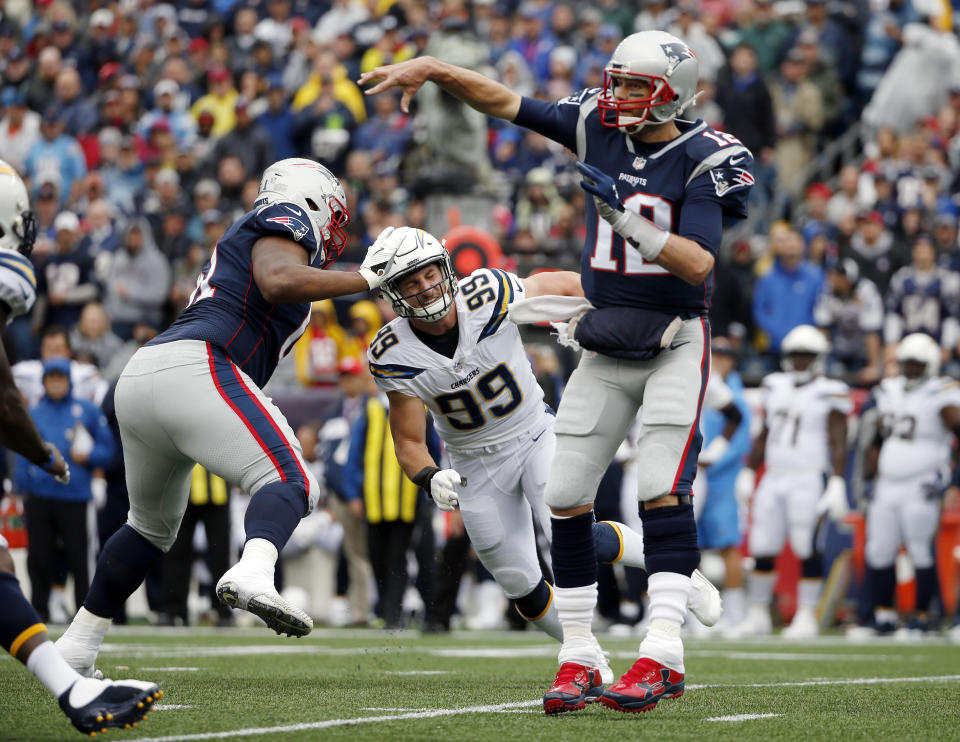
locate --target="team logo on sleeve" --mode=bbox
[266,214,310,241]
[710,167,755,197]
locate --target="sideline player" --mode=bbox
[56,159,404,677]
[857,333,960,635]
[369,229,721,692]
[361,30,752,713]
[737,326,851,638]
[0,161,160,736]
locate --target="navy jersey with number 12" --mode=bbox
[151,201,323,388]
[514,89,754,315]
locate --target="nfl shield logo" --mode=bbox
[453,361,464,373]
[632,156,646,170]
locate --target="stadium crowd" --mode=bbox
[2,0,960,637]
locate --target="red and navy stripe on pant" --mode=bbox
[205,342,310,499]
[670,317,710,497]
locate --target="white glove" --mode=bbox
[91,477,107,511]
[429,469,465,512]
[735,467,755,510]
[698,436,729,467]
[816,475,849,523]
[358,226,400,289]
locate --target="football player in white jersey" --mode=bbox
[736,325,852,638]
[369,228,721,687]
[857,333,960,636]
[0,160,162,735]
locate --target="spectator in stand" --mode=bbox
[732,0,793,76]
[0,86,40,173]
[711,244,754,350]
[190,67,238,138]
[814,257,884,382]
[360,15,416,76]
[2,46,33,92]
[80,9,119,91]
[53,67,98,139]
[934,214,960,269]
[25,46,62,114]
[883,234,960,358]
[102,218,171,340]
[666,3,725,85]
[35,211,98,332]
[24,104,87,207]
[293,300,347,388]
[509,3,556,84]
[212,97,274,182]
[769,48,825,199]
[101,134,145,218]
[101,322,158,385]
[352,91,411,164]
[15,357,115,621]
[138,79,198,151]
[292,47,366,125]
[826,165,865,227]
[78,199,120,272]
[792,29,844,135]
[753,226,825,355]
[514,167,565,251]
[70,302,123,370]
[857,0,919,109]
[341,300,381,361]
[257,75,296,162]
[797,0,856,97]
[868,168,901,234]
[843,208,904,294]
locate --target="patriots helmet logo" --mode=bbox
[266,214,310,241]
[710,167,755,197]
[661,42,695,65]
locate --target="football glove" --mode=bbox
[576,160,668,261]
[358,226,400,290]
[734,467,755,510]
[698,436,729,467]
[816,475,849,523]
[413,467,465,512]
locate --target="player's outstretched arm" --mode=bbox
[359,56,522,121]
[252,229,401,302]
[0,304,69,480]
[521,270,584,299]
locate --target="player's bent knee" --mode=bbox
[125,517,178,553]
[487,566,538,601]
[635,428,691,501]
[865,541,896,570]
[544,453,604,510]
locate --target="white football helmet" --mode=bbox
[780,324,829,384]
[598,30,700,133]
[896,332,940,386]
[256,158,350,267]
[379,227,458,322]
[0,160,37,256]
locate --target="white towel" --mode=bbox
[507,295,594,324]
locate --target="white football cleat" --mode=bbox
[781,607,819,639]
[688,569,723,627]
[739,604,773,637]
[216,564,313,637]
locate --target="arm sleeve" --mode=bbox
[512,91,595,153]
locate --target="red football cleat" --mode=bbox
[542,662,603,715]
[599,657,684,713]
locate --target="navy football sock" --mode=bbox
[915,567,938,616]
[592,521,622,564]
[639,503,699,576]
[550,511,597,588]
[801,556,822,579]
[244,481,307,551]
[0,572,45,657]
[866,565,896,613]
[513,579,552,620]
[84,524,162,619]
[754,556,775,572]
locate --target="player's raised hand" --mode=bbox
[358,57,437,114]
[576,161,621,216]
[358,226,400,289]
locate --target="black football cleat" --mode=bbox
[59,677,162,736]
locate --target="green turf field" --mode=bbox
[2,627,959,741]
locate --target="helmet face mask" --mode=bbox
[598,31,699,133]
[257,158,351,268]
[379,228,458,322]
[896,333,940,387]
[780,325,829,384]
[0,160,37,256]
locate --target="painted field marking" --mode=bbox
[154,705,193,711]
[138,667,200,672]
[707,713,782,722]
[132,675,960,742]
[384,670,454,675]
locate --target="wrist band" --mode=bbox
[412,466,440,489]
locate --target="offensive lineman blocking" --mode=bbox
[56,159,405,678]
[367,228,721,694]
[362,30,753,713]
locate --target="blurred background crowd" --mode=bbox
[3,0,960,635]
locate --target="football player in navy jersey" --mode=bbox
[56,159,405,677]
[362,30,753,714]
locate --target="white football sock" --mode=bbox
[746,570,776,607]
[235,538,279,582]
[638,619,685,673]
[555,583,598,667]
[721,587,746,624]
[601,521,645,569]
[797,578,821,611]
[639,572,690,673]
[55,607,111,672]
[26,641,80,698]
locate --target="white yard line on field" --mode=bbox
[707,713,782,722]
[154,705,193,711]
[384,670,454,675]
[130,675,960,742]
[138,667,200,672]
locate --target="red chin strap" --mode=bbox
[321,195,350,267]
[597,70,677,129]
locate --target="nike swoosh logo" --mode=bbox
[532,430,546,442]
[669,341,691,350]
[284,205,303,216]
[728,155,745,165]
